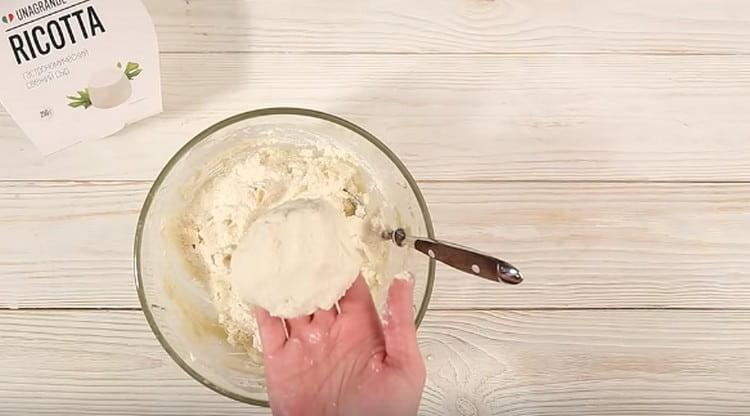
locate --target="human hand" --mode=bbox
[255,275,426,416]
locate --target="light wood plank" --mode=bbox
[0,310,266,416]
[427,181,750,309]
[143,0,750,54]
[1,310,748,415]
[0,181,143,309]
[1,54,750,181]
[2,181,748,309]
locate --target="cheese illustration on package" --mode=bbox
[67,62,143,110]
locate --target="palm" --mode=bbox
[255,276,425,416]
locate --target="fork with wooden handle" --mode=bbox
[385,228,523,285]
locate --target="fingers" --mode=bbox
[262,305,339,351]
[312,306,337,328]
[383,277,421,364]
[254,307,286,353]
[257,274,375,354]
[286,315,312,338]
[338,274,375,313]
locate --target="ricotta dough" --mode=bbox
[230,198,362,318]
[171,139,396,354]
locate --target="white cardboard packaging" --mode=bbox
[0,0,162,154]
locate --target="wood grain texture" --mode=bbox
[2,181,748,309]
[1,310,748,415]
[0,310,264,416]
[0,182,143,309]
[1,2,748,414]
[142,0,750,54]
[1,54,750,181]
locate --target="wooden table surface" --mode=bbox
[2,1,750,415]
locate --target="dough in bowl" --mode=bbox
[171,139,404,355]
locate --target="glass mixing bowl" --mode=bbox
[134,108,435,406]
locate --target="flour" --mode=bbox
[172,139,396,353]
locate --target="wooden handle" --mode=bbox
[413,238,523,285]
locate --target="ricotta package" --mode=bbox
[0,0,162,154]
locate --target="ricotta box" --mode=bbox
[0,0,162,154]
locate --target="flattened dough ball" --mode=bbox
[230,198,362,318]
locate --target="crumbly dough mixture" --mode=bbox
[173,141,394,353]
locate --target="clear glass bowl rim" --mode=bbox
[134,107,436,407]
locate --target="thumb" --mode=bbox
[383,275,421,365]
